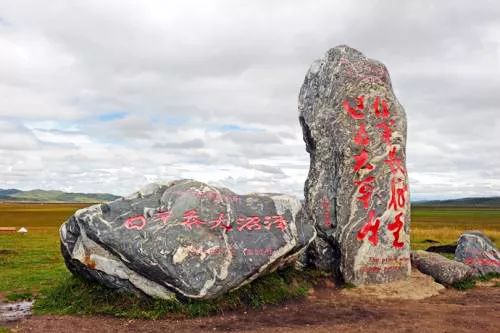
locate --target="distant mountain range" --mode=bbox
[1,187,499,207]
[413,197,500,207]
[0,188,120,203]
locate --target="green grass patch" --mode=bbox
[0,203,85,300]
[5,291,34,302]
[452,272,500,290]
[1,203,500,318]
[438,253,455,260]
[452,277,477,290]
[34,268,315,319]
[342,282,356,289]
[476,272,500,282]
[0,228,68,297]
[0,326,11,333]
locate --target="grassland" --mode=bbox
[410,206,500,250]
[0,189,119,203]
[0,202,499,319]
[0,203,89,299]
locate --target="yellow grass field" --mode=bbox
[0,202,499,297]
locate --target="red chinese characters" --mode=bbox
[343,94,407,250]
[237,216,262,231]
[387,212,404,249]
[384,146,406,175]
[123,208,288,234]
[124,215,147,230]
[322,197,332,227]
[356,210,381,246]
[345,95,378,223]
[388,178,407,211]
[353,149,374,173]
[343,95,365,119]
[182,209,206,230]
[354,176,375,209]
[237,215,288,232]
[375,120,394,145]
[208,212,232,231]
[154,211,172,224]
[373,96,390,118]
[263,215,288,231]
[354,123,370,146]
[124,209,173,230]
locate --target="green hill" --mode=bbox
[0,188,120,203]
[413,196,500,208]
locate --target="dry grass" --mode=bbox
[410,206,500,250]
[0,202,89,228]
[1,203,499,297]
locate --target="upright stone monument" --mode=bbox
[299,45,411,284]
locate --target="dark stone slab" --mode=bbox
[455,231,500,276]
[426,244,457,254]
[60,179,316,300]
[299,45,411,284]
[411,251,472,285]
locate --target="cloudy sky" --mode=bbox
[0,1,499,200]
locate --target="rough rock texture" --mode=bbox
[305,237,340,273]
[60,179,316,300]
[299,45,411,285]
[411,250,472,285]
[455,231,500,275]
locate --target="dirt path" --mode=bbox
[8,283,499,333]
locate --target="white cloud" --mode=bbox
[0,0,499,200]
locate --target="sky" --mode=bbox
[0,0,499,200]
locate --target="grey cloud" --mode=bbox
[0,119,41,150]
[0,1,499,198]
[154,139,205,149]
[222,131,282,144]
[248,164,285,175]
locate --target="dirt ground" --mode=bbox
[8,279,500,333]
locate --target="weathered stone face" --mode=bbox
[299,45,411,284]
[455,231,500,276]
[411,251,472,286]
[60,179,316,300]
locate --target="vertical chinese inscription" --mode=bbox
[343,95,407,250]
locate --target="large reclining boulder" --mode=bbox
[60,179,316,300]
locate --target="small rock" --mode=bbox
[455,231,500,276]
[411,250,472,285]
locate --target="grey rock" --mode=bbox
[299,45,411,285]
[60,179,316,300]
[455,231,500,275]
[305,237,340,275]
[411,250,472,285]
